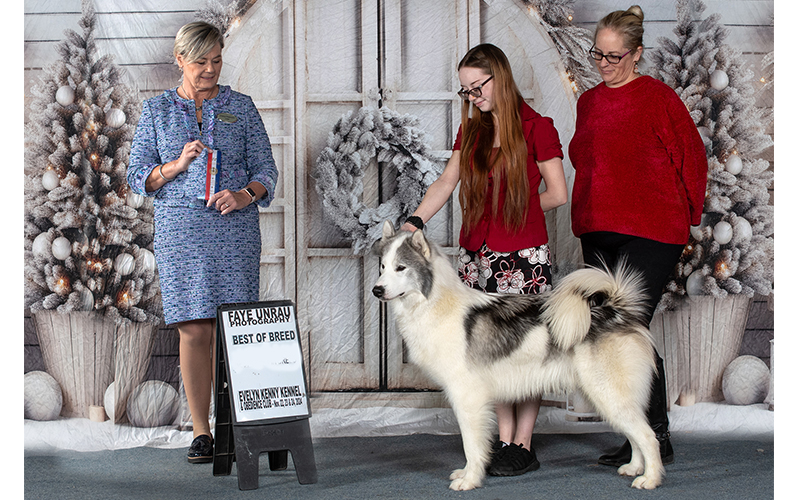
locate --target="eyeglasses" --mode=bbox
[457,76,493,101]
[588,46,632,64]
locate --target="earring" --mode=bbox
[634,61,639,74]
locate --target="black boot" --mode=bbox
[598,355,674,467]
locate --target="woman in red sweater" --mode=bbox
[569,6,708,467]
[403,43,567,476]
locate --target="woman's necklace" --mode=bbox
[180,82,202,112]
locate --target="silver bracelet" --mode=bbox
[158,164,173,182]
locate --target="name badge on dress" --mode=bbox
[200,149,221,202]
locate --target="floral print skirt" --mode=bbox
[458,242,552,295]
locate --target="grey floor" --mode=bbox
[24,431,773,500]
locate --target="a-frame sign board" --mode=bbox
[212,300,317,490]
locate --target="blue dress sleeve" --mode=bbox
[242,96,279,208]
[127,99,161,196]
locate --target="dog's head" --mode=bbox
[371,221,434,301]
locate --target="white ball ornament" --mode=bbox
[126,190,145,208]
[136,248,156,273]
[713,221,733,245]
[697,126,713,138]
[685,270,705,296]
[42,170,60,191]
[106,108,126,129]
[725,154,743,175]
[80,288,94,311]
[51,236,72,260]
[32,233,51,258]
[115,253,135,275]
[104,382,116,422]
[709,69,729,90]
[55,85,75,106]
[126,380,180,427]
[734,217,753,241]
[722,355,770,405]
[24,371,63,421]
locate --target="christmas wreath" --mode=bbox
[313,106,443,254]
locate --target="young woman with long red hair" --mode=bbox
[402,43,567,476]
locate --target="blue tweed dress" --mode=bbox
[127,86,278,325]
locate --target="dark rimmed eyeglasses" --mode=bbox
[457,76,493,101]
[588,46,632,64]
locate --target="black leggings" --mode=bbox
[579,231,685,324]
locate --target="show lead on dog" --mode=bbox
[402,43,568,477]
[569,5,708,467]
[127,22,278,464]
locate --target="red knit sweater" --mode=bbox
[569,76,708,245]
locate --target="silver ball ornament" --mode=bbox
[80,288,94,311]
[106,108,126,129]
[126,380,180,428]
[722,355,770,405]
[126,191,145,208]
[42,170,60,191]
[713,221,733,245]
[725,154,743,175]
[32,233,51,258]
[51,236,72,260]
[56,85,75,106]
[115,253,135,275]
[709,70,729,91]
[685,270,705,296]
[104,382,116,422]
[734,217,753,241]
[24,371,63,421]
[136,248,156,273]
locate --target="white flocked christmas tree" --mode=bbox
[648,0,774,310]
[24,0,160,324]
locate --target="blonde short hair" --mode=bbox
[173,22,224,64]
[596,5,645,51]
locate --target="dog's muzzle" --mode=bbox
[371,285,385,299]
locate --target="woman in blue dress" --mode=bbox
[127,22,278,463]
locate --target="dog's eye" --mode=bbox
[396,265,406,272]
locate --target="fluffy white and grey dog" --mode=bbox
[371,222,663,491]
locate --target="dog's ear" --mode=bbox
[381,220,395,241]
[409,228,431,259]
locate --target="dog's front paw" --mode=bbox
[449,477,481,491]
[448,468,482,490]
[449,468,466,480]
[631,474,661,489]
[617,463,644,477]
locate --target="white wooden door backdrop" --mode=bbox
[219,0,579,405]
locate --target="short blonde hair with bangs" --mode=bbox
[174,22,224,64]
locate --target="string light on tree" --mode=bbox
[714,258,733,280]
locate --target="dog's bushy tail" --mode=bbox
[541,263,650,351]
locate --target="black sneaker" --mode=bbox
[488,443,540,476]
[187,434,213,464]
[487,440,507,471]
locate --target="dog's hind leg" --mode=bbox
[575,340,663,489]
[446,387,494,491]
